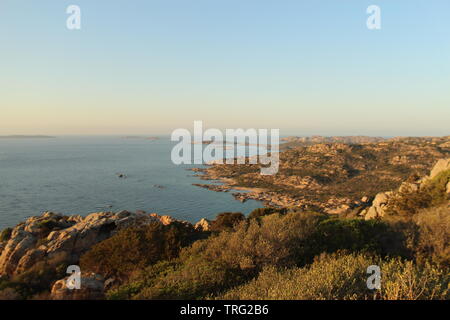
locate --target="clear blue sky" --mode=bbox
[1,0,449,136]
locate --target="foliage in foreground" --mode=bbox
[106,205,449,300]
[219,253,448,300]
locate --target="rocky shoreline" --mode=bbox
[0,210,212,299]
[189,167,363,213]
[190,155,450,218]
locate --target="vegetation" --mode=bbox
[219,253,448,300]
[98,203,449,300]
[80,221,203,281]
[201,138,450,209]
[0,252,68,300]
[387,169,450,216]
[209,212,245,232]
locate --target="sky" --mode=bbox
[0,0,449,136]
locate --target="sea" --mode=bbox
[0,137,263,229]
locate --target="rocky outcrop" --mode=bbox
[0,211,171,276]
[429,158,450,179]
[362,158,450,220]
[360,191,393,220]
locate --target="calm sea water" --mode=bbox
[0,137,263,229]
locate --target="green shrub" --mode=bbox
[312,218,412,259]
[248,207,287,220]
[107,260,179,300]
[80,221,199,281]
[209,212,245,232]
[105,207,448,300]
[132,259,242,300]
[109,212,325,299]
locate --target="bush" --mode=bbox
[220,253,449,300]
[209,212,245,232]
[194,211,327,272]
[80,221,199,281]
[312,218,412,259]
[132,259,242,300]
[109,212,325,299]
[413,205,450,267]
[248,207,287,220]
[381,259,449,300]
[107,260,179,300]
[108,211,422,300]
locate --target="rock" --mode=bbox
[364,191,393,220]
[51,273,105,300]
[194,218,211,232]
[0,210,166,276]
[361,196,369,203]
[325,204,351,215]
[446,182,450,194]
[160,215,175,225]
[0,229,37,275]
[399,182,419,193]
[15,248,46,274]
[430,159,450,179]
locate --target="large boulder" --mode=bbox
[430,159,450,179]
[363,192,393,220]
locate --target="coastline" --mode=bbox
[189,167,300,208]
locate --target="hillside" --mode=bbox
[194,136,450,215]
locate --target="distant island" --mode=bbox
[0,135,55,139]
[122,136,159,140]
